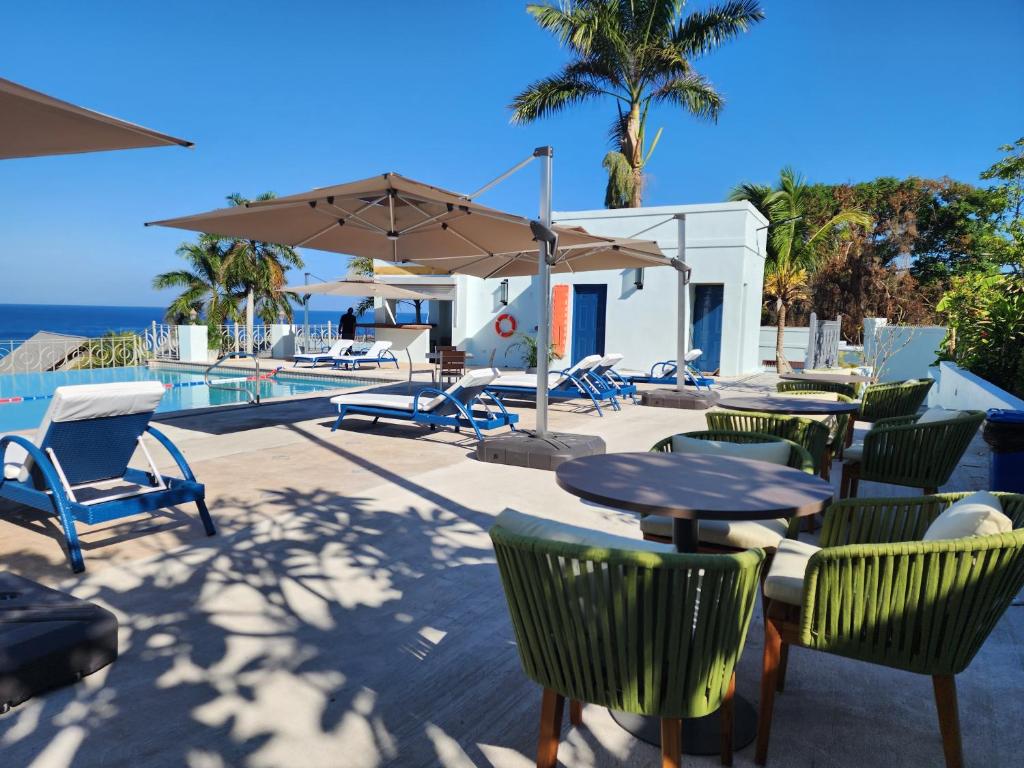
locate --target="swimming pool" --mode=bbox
[0,365,362,432]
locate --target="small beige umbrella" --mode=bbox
[0,77,192,159]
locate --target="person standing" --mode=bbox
[339,307,358,340]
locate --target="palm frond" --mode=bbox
[673,0,765,57]
[649,74,723,121]
[510,70,605,123]
[602,150,635,208]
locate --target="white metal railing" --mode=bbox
[294,322,375,354]
[213,323,274,358]
[145,322,179,361]
[0,335,150,373]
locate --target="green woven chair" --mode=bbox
[491,519,766,767]
[643,430,814,549]
[756,493,1024,768]
[769,390,857,458]
[776,379,860,399]
[840,410,985,498]
[706,411,833,479]
[858,378,934,422]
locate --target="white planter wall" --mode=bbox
[928,361,1024,411]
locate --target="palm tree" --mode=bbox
[511,0,764,207]
[730,168,872,372]
[223,193,304,350]
[153,233,240,338]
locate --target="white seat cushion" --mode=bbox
[763,539,822,605]
[332,369,498,414]
[640,514,788,550]
[923,492,1013,541]
[671,434,791,466]
[330,393,416,412]
[495,509,672,554]
[917,407,962,424]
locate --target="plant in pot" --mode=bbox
[505,332,558,373]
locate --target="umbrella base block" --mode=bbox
[641,388,720,410]
[476,430,605,471]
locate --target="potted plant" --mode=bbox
[505,332,558,373]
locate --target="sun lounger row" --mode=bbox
[293,340,398,369]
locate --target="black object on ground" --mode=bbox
[0,572,118,712]
[477,430,605,470]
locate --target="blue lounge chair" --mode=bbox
[292,338,353,368]
[0,382,215,573]
[586,353,638,404]
[486,354,619,415]
[330,368,517,440]
[621,348,715,390]
[332,340,399,370]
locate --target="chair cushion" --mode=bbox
[763,539,822,605]
[670,435,791,466]
[640,515,788,550]
[917,407,962,424]
[922,492,1013,541]
[495,509,673,553]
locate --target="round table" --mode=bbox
[718,395,861,417]
[555,452,834,754]
[780,372,873,385]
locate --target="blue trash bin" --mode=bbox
[983,409,1024,493]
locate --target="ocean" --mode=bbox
[0,303,414,342]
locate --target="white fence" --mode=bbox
[0,334,150,372]
[928,361,1024,411]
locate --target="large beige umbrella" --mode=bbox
[0,77,192,159]
[278,278,434,301]
[147,173,671,276]
[147,171,679,438]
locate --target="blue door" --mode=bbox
[691,285,723,372]
[571,285,607,365]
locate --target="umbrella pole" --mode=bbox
[535,147,553,439]
[675,214,689,393]
[303,272,310,352]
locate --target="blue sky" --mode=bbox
[2,0,1022,312]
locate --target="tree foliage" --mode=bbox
[512,0,764,207]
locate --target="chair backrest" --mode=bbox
[490,518,765,718]
[777,380,860,398]
[683,348,703,363]
[859,378,934,422]
[706,410,832,473]
[862,409,985,486]
[590,352,623,375]
[439,350,466,377]
[808,492,1024,675]
[421,368,498,414]
[326,338,354,357]
[650,430,815,474]
[356,340,391,359]
[25,381,165,485]
[558,354,602,383]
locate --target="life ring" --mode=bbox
[495,313,517,338]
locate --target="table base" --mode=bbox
[609,695,757,756]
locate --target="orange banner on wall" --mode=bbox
[551,284,569,357]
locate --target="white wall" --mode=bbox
[866,322,948,382]
[928,361,1024,411]
[759,326,809,366]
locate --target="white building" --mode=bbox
[379,201,768,377]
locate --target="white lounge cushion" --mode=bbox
[495,509,672,554]
[295,339,352,360]
[332,369,498,413]
[640,515,788,549]
[917,407,962,424]
[335,340,392,361]
[670,434,792,466]
[491,372,566,389]
[922,492,1013,541]
[763,539,822,605]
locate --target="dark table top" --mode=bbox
[780,372,874,385]
[717,395,860,415]
[555,452,834,522]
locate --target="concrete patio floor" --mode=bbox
[0,374,1018,768]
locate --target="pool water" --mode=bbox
[0,366,359,432]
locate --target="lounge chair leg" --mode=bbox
[54,498,85,573]
[537,688,565,768]
[721,672,735,766]
[932,675,964,768]
[756,610,783,765]
[660,718,682,768]
[196,497,216,536]
[569,699,583,727]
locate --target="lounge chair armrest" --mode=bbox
[411,387,448,414]
[145,425,197,482]
[0,434,64,492]
[799,532,1024,671]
